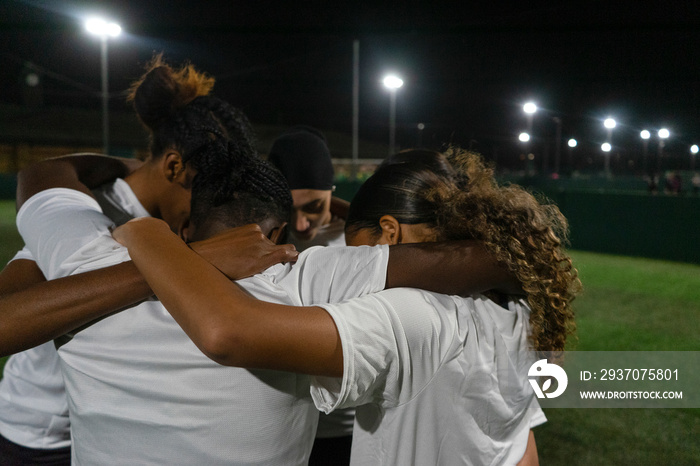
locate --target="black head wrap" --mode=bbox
[267,127,334,190]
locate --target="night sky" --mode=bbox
[2,0,700,169]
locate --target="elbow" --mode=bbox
[195,325,249,367]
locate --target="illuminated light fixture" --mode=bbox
[85,17,122,37]
[382,75,404,90]
[523,102,537,114]
[604,118,617,129]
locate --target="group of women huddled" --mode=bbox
[0,56,580,465]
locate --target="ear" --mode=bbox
[178,218,192,242]
[268,222,288,245]
[378,215,402,245]
[161,150,188,186]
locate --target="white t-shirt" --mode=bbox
[310,288,546,466]
[289,215,351,439]
[16,187,390,465]
[0,179,145,449]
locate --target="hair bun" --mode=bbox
[128,55,215,130]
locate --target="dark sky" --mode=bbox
[2,0,700,167]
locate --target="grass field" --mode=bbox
[0,199,698,464]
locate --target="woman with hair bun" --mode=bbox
[0,57,263,465]
[114,148,581,465]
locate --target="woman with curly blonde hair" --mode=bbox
[347,147,580,354]
[114,147,581,465]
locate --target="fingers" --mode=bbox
[276,244,299,264]
[259,245,298,269]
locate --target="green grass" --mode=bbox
[535,250,700,465]
[0,200,698,464]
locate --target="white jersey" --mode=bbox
[0,179,146,449]
[17,187,389,465]
[310,288,546,466]
[288,215,351,439]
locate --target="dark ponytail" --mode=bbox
[127,55,257,171]
[345,150,456,240]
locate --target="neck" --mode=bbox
[124,163,164,218]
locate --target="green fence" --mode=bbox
[546,189,699,264]
[2,174,697,264]
[0,175,16,199]
[336,180,700,265]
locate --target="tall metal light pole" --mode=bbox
[603,118,616,176]
[522,102,537,170]
[553,116,562,175]
[691,145,699,172]
[523,102,537,132]
[383,74,403,156]
[640,130,651,174]
[657,128,670,172]
[567,138,577,173]
[85,17,121,154]
[601,142,612,175]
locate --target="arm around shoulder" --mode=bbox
[16,153,142,209]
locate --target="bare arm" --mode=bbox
[16,153,142,209]
[517,430,539,466]
[113,218,343,376]
[386,241,522,296]
[111,220,518,376]
[0,230,295,357]
[192,229,521,295]
[0,259,152,356]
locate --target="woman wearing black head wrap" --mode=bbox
[268,127,346,250]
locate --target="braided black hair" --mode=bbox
[190,137,292,232]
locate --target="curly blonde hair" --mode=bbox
[346,147,581,352]
[434,148,581,352]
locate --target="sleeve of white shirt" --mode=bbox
[7,246,34,264]
[528,397,547,427]
[16,188,130,280]
[274,244,390,305]
[310,288,456,413]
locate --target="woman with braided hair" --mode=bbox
[0,57,268,464]
[114,148,581,465]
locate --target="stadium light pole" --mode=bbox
[523,102,537,132]
[604,117,616,142]
[640,130,651,173]
[567,138,577,174]
[383,74,404,156]
[85,17,122,154]
[601,142,612,175]
[657,128,670,172]
[552,116,562,175]
[602,118,616,176]
[690,144,698,171]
